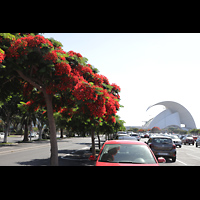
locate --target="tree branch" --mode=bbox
[1,75,16,88]
[16,70,45,92]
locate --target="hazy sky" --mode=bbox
[44,33,200,128]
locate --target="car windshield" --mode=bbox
[98,144,156,164]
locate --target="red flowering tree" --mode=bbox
[0,33,121,165]
[151,126,161,133]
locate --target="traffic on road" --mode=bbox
[95,131,200,166]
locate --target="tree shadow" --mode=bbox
[16,149,96,166]
[17,158,50,166]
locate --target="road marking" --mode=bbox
[182,145,195,151]
[186,153,200,160]
[0,144,50,156]
[176,159,187,165]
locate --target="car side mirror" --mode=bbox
[157,157,166,163]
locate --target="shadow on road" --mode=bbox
[16,149,96,166]
[17,158,50,166]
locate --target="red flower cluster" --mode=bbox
[55,62,71,76]
[0,49,5,63]
[25,100,35,106]
[44,50,58,63]
[7,35,53,59]
[152,126,161,130]
[86,98,106,118]
[68,50,82,58]
[72,81,98,102]
[25,35,53,48]
[111,83,121,93]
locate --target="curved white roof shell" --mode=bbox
[145,101,196,131]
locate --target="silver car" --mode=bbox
[170,135,182,148]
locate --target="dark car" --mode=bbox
[147,136,176,162]
[182,136,194,145]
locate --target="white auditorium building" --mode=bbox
[127,101,196,131]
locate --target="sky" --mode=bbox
[43,33,200,128]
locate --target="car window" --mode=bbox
[98,144,156,164]
[152,138,172,144]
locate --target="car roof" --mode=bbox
[104,140,146,145]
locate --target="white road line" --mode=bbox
[176,159,187,165]
[182,146,195,151]
[186,153,200,160]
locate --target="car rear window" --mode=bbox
[153,138,172,144]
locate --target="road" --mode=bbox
[1,136,200,166]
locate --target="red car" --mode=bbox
[96,140,165,166]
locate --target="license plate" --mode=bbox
[157,153,168,156]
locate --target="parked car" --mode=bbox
[196,137,200,147]
[169,135,182,148]
[193,136,198,141]
[118,135,138,140]
[182,136,194,145]
[147,136,176,162]
[28,132,37,137]
[96,140,166,166]
[140,133,144,138]
[114,131,127,139]
[129,133,140,141]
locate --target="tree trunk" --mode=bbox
[60,128,63,138]
[23,122,29,142]
[3,115,10,143]
[16,70,58,165]
[97,131,101,149]
[3,122,9,143]
[91,129,96,156]
[38,124,43,140]
[43,92,58,166]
